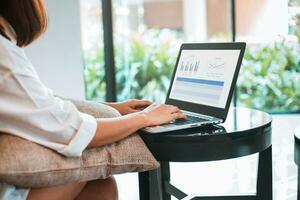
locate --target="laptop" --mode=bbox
[143,42,246,133]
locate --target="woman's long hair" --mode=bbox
[0,0,47,47]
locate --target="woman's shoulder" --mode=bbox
[0,33,20,51]
[0,35,12,53]
[0,34,31,72]
[0,34,21,64]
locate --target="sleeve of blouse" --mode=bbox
[0,49,97,157]
[57,112,97,157]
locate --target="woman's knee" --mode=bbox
[27,182,86,200]
[76,177,118,200]
[104,177,118,199]
[93,177,118,200]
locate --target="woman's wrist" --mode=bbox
[130,111,149,128]
[103,102,116,108]
[103,102,121,112]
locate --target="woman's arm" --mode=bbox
[88,103,185,148]
[57,96,150,116]
[55,96,185,148]
[104,99,152,115]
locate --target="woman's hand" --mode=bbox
[140,103,186,127]
[105,99,152,115]
[88,103,186,148]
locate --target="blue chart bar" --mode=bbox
[172,88,221,100]
[176,77,224,86]
[173,77,224,103]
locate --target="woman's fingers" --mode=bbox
[172,112,186,120]
[141,102,186,126]
[132,99,152,107]
[167,105,186,119]
[162,105,185,120]
[165,105,180,114]
[171,106,180,113]
[153,104,181,114]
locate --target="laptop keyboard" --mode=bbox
[169,115,209,125]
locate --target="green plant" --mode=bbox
[84,29,300,113]
[84,48,106,101]
[84,29,181,102]
[294,14,300,41]
[115,29,181,102]
[237,39,300,112]
[289,0,300,7]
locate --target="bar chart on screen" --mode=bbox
[179,59,226,72]
[172,57,226,105]
[169,49,240,108]
[180,61,201,72]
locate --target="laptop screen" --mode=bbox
[169,49,241,109]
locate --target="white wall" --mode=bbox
[237,0,289,43]
[25,0,85,99]
[183,0,207,41]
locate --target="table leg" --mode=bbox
[139,169,163,200]
[139,171,150,200]
[256,145,272,200]
[161,162,172,200]
[298,168,300,200]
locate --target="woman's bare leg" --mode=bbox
[27,177,117,200]
[27,182,86,200]
[76,177,118,200]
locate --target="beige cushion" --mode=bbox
[0,101,159,188]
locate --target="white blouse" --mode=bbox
[0,34,97,157]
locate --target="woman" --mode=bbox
[0,0,185,200]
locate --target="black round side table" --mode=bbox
[138,107,272,200]
[294,126,300,200]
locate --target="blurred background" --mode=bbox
[81,0,300,114]
[78,1,300,199]
[26,0,300,199]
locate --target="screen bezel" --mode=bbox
[165,42,246,122]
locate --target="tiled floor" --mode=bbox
[115,114,300,200]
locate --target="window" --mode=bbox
[236,0,300,113]
[80,0,106,101]
[113,0,232,102]
[81,0,233,102]
[81,0,300,112]
[79,1,300,198]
